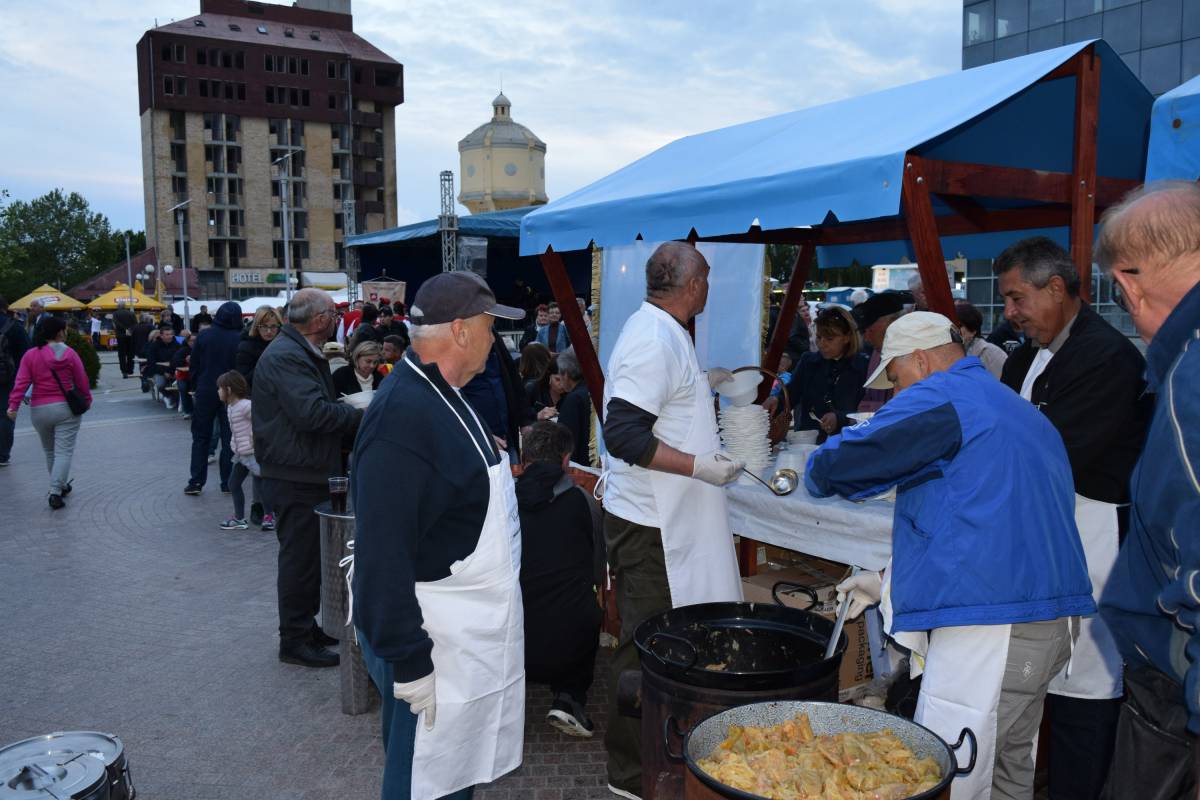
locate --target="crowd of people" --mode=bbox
[2,179,1197,800]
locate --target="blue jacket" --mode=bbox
[1101,281,1200,733]
[189,301,243,402]
[806,357,1095,632]
[535,322,570,353]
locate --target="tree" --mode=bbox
[0,189,120,300]
[766,244,801,281]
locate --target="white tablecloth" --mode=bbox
[725,481,894,571]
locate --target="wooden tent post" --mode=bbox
[902,154,959,323]
[758,242,815,402]
[1069,46,1100,303]
[540,248,606,420]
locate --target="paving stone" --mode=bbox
[0,353,615,799]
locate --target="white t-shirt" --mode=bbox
[603,302,701,527]
[90,318,101,334]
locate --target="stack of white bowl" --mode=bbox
[718,405,772,472]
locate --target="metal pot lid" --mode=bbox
[0,755,107,799]
[0,732,123,767]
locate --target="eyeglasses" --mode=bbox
[1111,268,1140,312]
[259,324,280,332]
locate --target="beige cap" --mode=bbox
[322,341,345,354]
[864,311,957,389]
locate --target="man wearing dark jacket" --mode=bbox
[553,348,592,466]
[517,421,603,737]
[113,307,137,377]
[461,330,530,459]
[253,289,362,668]
[1096,182,1200,799]
[185,301,243,494]
[996,236,1150,800]
[0,295,31,467]
[145,323,181,409]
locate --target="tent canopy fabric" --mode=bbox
[518,40,1152,265]
[347,206,535,248]
[9,284,85,311]
[1146,73,1200,182]
[87,283,165,311]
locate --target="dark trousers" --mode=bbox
[189,396,231,488]
[229,460,261,520]
[264,478,325,646]
[0,382,13,460]
[604,514,672,794]
[1047,694,1121,800]
[116,334,134,376]
[1101,667,1196,800]
[526,626,599,704]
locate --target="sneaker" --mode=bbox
[181,413,191,420]
[48,494,65,510]
[220,518,249,530]
[249,502,264,526]
[61,480,73,497]
[547,693,594,738]
[0,457,9,467]
[220,484,231,494]
[607,784,641,800]
[207,454,217,464]
[261,513,276,531]
[184,483,202,496]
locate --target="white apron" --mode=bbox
[407,360,525,800]
[881,569,1011,800]
[1017,347,1124,700]
[647,345,743,608]
[1048,495,1123,698]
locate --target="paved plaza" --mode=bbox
[0,352,611,799]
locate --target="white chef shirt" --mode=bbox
[603,302,701,528]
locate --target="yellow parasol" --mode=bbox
[86,282,165,311]
[8,284,86,312]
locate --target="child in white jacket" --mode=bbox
[217,371,272,530]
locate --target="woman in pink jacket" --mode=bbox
[6,317,92,509]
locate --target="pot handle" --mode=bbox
[950,727,978,776]
[662,715,686,764]
[645,632,699,673]
[771,581,818,611]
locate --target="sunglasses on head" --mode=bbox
[1111,268,1140,312]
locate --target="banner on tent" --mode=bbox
[361,280,406,306]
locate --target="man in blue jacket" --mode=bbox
[1096,181,1200,799]
[185,300,242,495]
[807,312,1093,800]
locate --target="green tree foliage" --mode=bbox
[65,327,101,388]
[0,189,145,301]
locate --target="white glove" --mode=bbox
[692,451,744,486]
[835,572,883,620]
[393,672,437,730]
[707,367,735,390]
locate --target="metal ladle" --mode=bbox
[740,467,800,496]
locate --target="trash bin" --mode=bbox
[314,499,377,715]
[316,500,354,641]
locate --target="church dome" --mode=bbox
[458,93,546,151]
[458,93,548,213]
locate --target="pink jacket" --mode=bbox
[227,397,254,456]
[8,344,92,413]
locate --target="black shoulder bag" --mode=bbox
[49,360,90,416]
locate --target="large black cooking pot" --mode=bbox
[634,586,846,692]
[669,701,977,800]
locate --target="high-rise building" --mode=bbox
[136,0,403,299]
[963,1,1199,96]
[458,93,548,214]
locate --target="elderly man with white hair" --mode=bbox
[1097,180,1200,799]
[599,241,744,799]
[351,271,527,800]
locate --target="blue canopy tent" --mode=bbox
[346,206,591,314]
[519,40,1151,420]
[1146,73,1200,182]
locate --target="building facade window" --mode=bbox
[965,1,995,45]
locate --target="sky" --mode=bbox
[0,1,962,232]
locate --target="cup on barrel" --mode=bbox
[328,476,349,513]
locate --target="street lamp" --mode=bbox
[124,232,134,307]
[272,150,296,304]
[167,198,193,329]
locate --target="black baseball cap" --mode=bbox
[853,292,906,331]
[409,271,525,325]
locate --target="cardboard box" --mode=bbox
[741,558,874,698]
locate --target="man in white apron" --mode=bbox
[996,236,1150,800]
[812,312,1095,800]
[599,242,744,800]
[350,271,527,800]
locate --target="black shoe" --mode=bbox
[279,642,340,668]
[61,480,72,497]
[547,692,594,738]
[220,484,231,494]
[0,456,9,467]
[310,625,339,648]
[184,483,202,496]
[249,502,264,526]
[48,494,65,510]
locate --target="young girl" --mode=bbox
[217,370,272,530]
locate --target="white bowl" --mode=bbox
[716,371,761,407]
[787,429,820,445]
